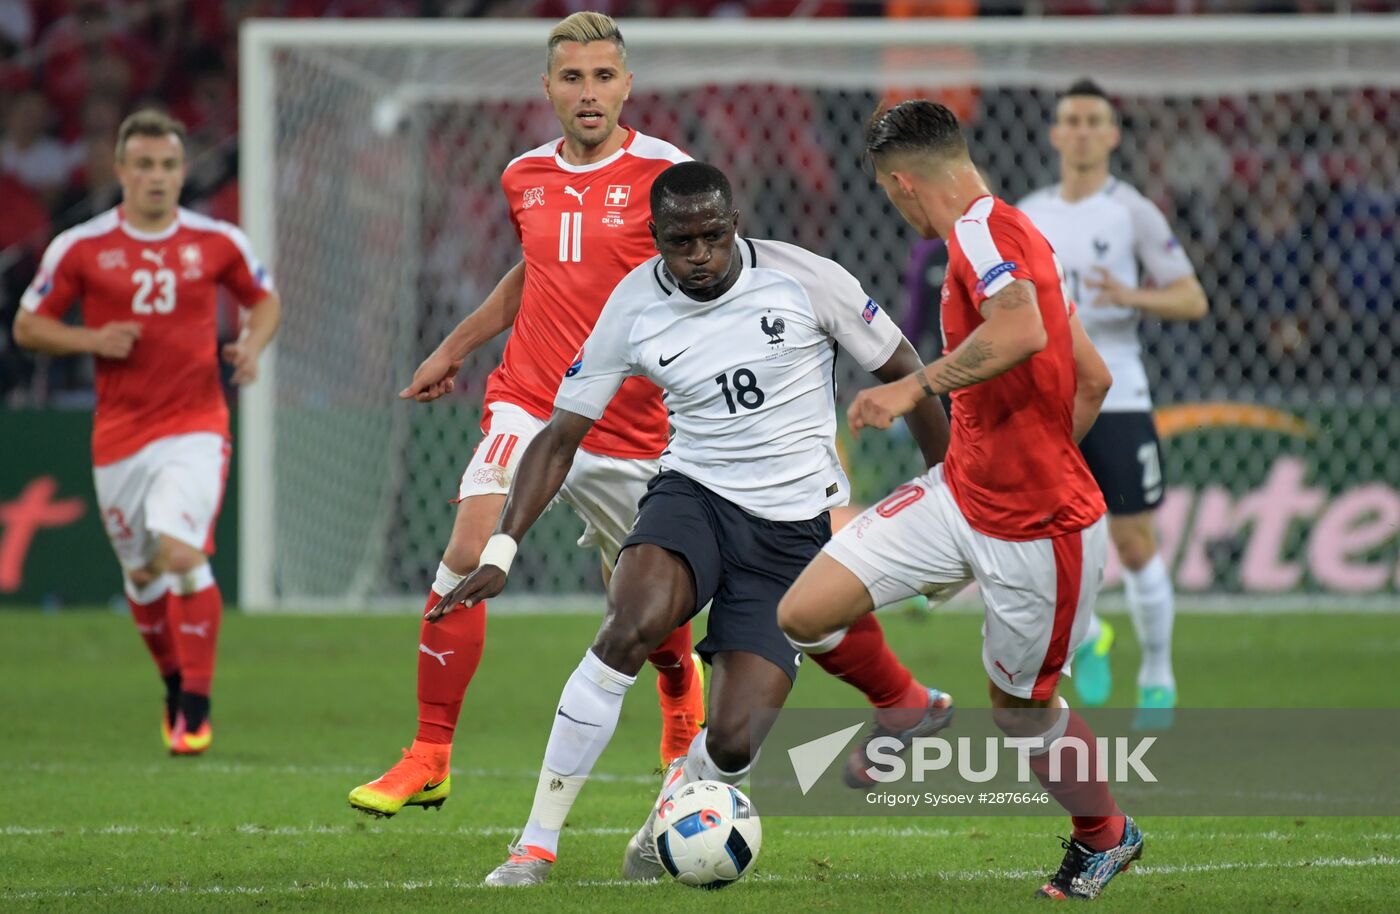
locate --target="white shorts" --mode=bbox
[823,465,1107,700]
[93,432,231,571]
[458,401,657,564]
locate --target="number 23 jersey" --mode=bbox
[556,238,903,522]
[21,207,274,466]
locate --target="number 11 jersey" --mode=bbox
[490,128,687,459]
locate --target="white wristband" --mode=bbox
[478,534,518,575]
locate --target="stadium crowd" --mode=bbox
[1,0,1395,403]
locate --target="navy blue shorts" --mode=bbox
[1079,411,1166,515]
[623,471,830,682]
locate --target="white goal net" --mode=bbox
[240,17,1400,612]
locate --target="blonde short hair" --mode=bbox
[546,11,626,73]
[116,109,187,162]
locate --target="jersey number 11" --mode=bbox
[558,212,583,262]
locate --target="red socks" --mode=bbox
[809,614,929,729]
[415,589,487,745]
[126,578,179,678]
[169,567,223,696]
[1027,708,1126,851]
[648,621,697,697]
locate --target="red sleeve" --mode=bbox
[21,236,84,318]
[215,230,275,307]
[953,208,1038,306]
[501,170,524,243]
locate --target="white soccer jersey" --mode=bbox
[555,238,903,522]
[1019,178,1196,412]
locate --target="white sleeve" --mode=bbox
[553,284,641,420]
[804,258,903,371]
[1128,192,1196,287]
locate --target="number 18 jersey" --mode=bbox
[489,128,688,459]
[555,238,904,522]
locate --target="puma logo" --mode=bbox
[419,644,455,666]
[563,185,589,205]
[141,249,167,267]
[135,621,165,635]
[993,660,1020,683]
[179,622,210,639]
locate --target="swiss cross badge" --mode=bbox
[604,185,631,208]
[179,243,204,279]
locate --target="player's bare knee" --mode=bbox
[592,603,666,675]
[160,539,206,575]
[776,589,823,643]
[1115,533,1155,571]
[440,541,480,577]
[988,682,1052,736]
[127,567,158,588]
[1111,515,1157,571]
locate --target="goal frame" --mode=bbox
[238,14,1400,612]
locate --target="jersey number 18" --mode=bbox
[714,368,765,414]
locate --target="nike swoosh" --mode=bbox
[556,707,601,728]
[422,777,448,791]
[659,347,690,366]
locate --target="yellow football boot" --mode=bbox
[349,741,452,818]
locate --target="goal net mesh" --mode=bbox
[251,23,1399,609]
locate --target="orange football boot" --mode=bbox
[169,714,213,756]
[348,741,452,818]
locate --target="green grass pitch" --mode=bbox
[2,607,1398,912]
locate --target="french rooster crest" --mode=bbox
[761,315,786,344]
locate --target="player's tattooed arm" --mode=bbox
[925,279,1046,394]
[428,409,594,620]
[401,260,526,402]
[848,280,1046,433]
[872,338,950,467]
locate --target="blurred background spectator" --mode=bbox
[0,0,1394,407]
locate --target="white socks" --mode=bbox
[519,651,636,855]
[123,574,169,605]
[657,729,753,809]
[1123,554,1176,690]
[170,563,215,597]
[431,561,465,597]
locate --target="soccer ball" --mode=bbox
[652,780,762,889]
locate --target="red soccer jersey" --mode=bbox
[940,195,1106,540]
[488,128,687,458]
[21,207,275,466]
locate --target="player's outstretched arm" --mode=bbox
[1068,312,1112,443]
[848,279,1046,432]
[13,310,142,359]
[400,260,526,402]
[870,337,950,468]
[426,408,594,620]
[221,292,282,385]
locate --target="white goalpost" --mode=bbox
[239,15,1400,613]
